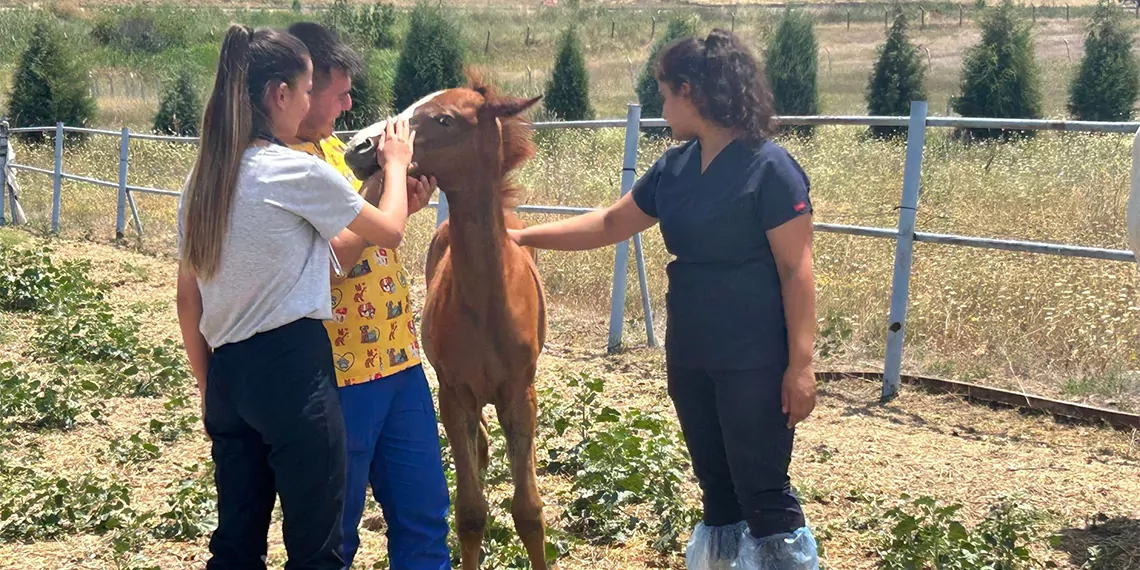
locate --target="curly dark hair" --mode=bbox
[654,28,776,141]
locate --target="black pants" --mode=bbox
[204,318,347,570]
[667,364,806,538]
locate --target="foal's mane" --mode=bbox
[465,73,537,209]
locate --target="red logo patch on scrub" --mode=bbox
[794,201,807,213]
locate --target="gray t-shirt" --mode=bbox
[177,144,365,349]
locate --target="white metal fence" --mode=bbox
[1,102,1138,402]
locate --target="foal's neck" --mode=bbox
[444,178,509,312]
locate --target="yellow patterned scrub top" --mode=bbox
[289,136,422,387]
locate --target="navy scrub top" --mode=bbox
[632,137,812,371]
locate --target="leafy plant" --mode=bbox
[151,462,217,540]
[0,467,138,541]
[0,361,105,430]
[876,494,1052,569]
[0,245,106,313]
[541,372,701,552]
[115,340,191,398]
[33,305,141,365]
[148,394,199,443]
[108,431,162,465]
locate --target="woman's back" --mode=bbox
[179,144,363,349]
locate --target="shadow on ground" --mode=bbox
[1056,516,1140,570]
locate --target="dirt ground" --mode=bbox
[0,229,1138,569]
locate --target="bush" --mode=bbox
[544,26,593,121]
[1068,0,1140,121]
[323,0,398,51]
[336,51,396,132]
[5,20,96,143]
[91,8,188,55]
[952,0,1043,141]
[392,2,466,110]
[366,2,400,50]
[153,68,203,137]
[635,15,698,138]
[766,9,820,137]
[866,10,927,139]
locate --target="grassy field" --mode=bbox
[0,228,1138,570]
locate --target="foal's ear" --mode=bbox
[483,95,543,119]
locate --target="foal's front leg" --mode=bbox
[497,380,548,570]
[439,384,487,570]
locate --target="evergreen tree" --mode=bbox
[392,2,466,111]
[6,21,96,143]
[766,9,820,137]
[1068,0,1140,121]
[153,68,203,137]
[952,0,1043,140]
[544,26,593,121]
[866,10,927,139]
[292,0,302,13]
[367,3,399,50]
[636,15,698,137]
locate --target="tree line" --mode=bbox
[4,0,1138,143]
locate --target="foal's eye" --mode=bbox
[435,115,454,127]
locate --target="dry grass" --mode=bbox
[0,228,1137,569]
[10,122,1140,411]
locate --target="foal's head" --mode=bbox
[344,79,541,204]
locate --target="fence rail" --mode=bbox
[1,106,1138,402]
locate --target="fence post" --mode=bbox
[882,101,928,402]
[0,120,7,227]
[632,232,656,348]
[116,127,129,239]
[607,103,642,354]
[52,122,63,233]
[127,188,143,237]
[436,191,449,227]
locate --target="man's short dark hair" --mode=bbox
[287,22,364,86]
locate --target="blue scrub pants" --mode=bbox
[337,365,452,570]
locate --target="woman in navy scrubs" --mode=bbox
[510,29,819,568]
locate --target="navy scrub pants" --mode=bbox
[667,363,807,538]
[337,364,452,570]
[204,317,347,570]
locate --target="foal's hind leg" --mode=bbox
[497,381,548,570]
[439,384,487,570]
[478,412,490,473]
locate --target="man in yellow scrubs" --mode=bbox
[285,22,451,570]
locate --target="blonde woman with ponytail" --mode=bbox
[175,24,417,569]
